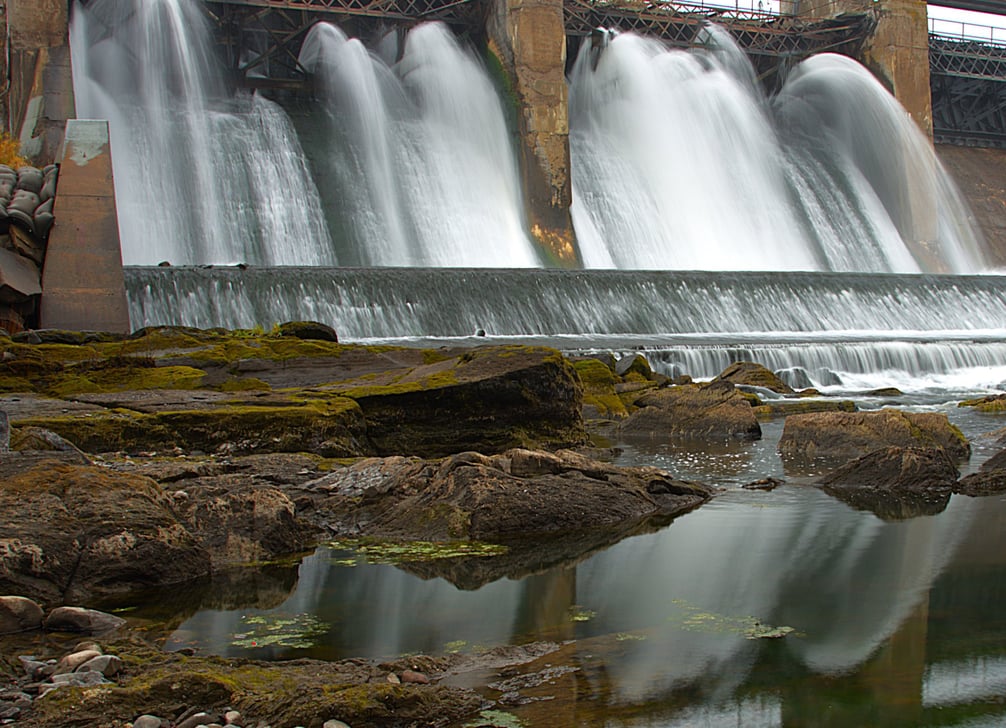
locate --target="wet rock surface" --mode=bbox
[778,409,970,465]
[817,446,958,519]
[300,447,712,543]
[620,380,762,441]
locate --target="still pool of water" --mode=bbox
[125,405,1006,726]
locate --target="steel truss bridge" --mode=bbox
[930,35,1006,146]
[198,0,1006,145]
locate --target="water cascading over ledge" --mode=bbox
[69,0,989,273]
[125,266,1006,392]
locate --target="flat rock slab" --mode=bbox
[69,389,232,413]
[1,394,103,420]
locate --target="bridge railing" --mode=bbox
[929,16,1006,47]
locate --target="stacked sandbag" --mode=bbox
[0,164,58,265]
[0,164,58,333]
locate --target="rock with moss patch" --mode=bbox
[715,361,794,394]
[332,346,586,457]
[958,393,1006,413]
[306,448,712,542]
[277,321,338,343]
[573,358,628,419]
[619,380,761,441]
[956,447,1006,496]
[817,446,957,519]
[779,409,969,465]
[0,463,211,603]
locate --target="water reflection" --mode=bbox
[156,414,1006,724]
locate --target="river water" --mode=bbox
[142,404,1006,727]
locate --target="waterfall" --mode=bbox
[569,29,986,273]
[125,266,1006,393]
[69,0,335,266]
[298,23,539,267]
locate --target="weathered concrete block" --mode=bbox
[39,120,130,333]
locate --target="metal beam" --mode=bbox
[930,1,1006,16]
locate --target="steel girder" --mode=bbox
[203,0,482,80]
[564,0,874,61]
[930,35,1006,146]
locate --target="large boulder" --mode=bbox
[305,448,712,542]
[817,446,958,519]
[778,409,970,464]
[331,346,586,457]
[619,380,761,441]
[0,463,211,603]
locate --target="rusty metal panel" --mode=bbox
[39,120,130,333]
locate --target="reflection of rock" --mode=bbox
[620,381,761,441]
[779,409,970,465]
[956,447,1006,496]
[396,515,677,590]
[305,448,712,543]
[817,447,957,520]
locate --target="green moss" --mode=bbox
[337,369,460,399]
[959,395,1006,413]
[16,397,367,456]
[46,364,206,396]
[574,358,616,388]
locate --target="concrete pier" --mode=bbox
[39,120,130,333]
[486,0,579,266]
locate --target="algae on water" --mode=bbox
[231,612,328,650]
[328,539,508,565]
[669,599,796,640]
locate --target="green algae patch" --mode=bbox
[329,538,508,564]
[669,599,796,640]
[567,605,597,623]
[231,612,329,650]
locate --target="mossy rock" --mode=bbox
[574,358,628,419]
[715,361,794,394]
[15,398,369,457]
[26,638,483,728]
[332,346,586,457]
[753,399,856,418]
[959,393,1006,413]
[276,320,338,342]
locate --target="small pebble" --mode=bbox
[385,672,400,684]
[323,720,352,728]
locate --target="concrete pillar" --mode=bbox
[39,120,130,333]
[485,0,579,266]
[8,0,75,163]
[804,0,933,137]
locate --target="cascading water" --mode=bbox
[297,23,539,267]
[69,0,334,266]
[569,28,986,273]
